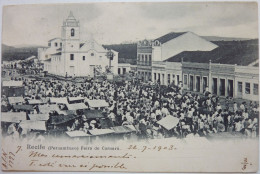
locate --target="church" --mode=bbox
[38,12,118,77]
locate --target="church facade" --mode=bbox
[38,12,118,77]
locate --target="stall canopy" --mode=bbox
[88,129,115,136]
[28,99,44,105]
[86,99,109,108]
[2,81,23,87]
[68,97,84,103]
[66,130,91,137]
[83,110,104,119]
[8,97,24,104]
[1,112,27,123]
[38,104,59,114]
[157,115,179,130]
[49,114,81,125]
[66,103,88,110]
[20,120,46,131]
[49,97,68,104]
[29,114,50,121]
[111,126,135,134]
[13,104,34,111]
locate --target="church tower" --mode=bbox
[61,11,80,52]
[61,11,80,76]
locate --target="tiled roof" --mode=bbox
[154,32,187,44]
[165,39,259,66]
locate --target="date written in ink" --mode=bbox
[241,157,252,171]
[127,145,177,152]
[2,146,22,170]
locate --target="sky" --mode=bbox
[2,2,259,46]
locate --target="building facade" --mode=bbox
[137,32,218,82]
[38,12,118,77]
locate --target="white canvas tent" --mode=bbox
[88,129,115,136]
[19,120,46,131]
[8,97,24,104]
[86,99,109,108]
[66,131,91,137]
[49,97,68,104]
[3,81,23,87]
[157,115,179,130]
[28,114,50,121]
[1,112,27,123]
[66,103,88,110]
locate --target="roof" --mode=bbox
[48,38,61,42]
[8,97,24,104]
[157,115,179,130]
[66,103,88,110]
[28,114,50,121]
[66,131,91,137]
[20,120,46,131]
[50,114,81,125]
[154,32,187,44]
[83,110,104,119]
[28,99,44,105]
[68,97,84,102]
[3,81,23,87]
[86,99,109,108]
[103,44,137,64]
[13,105,34,111]
[51,52,61,56]
[88,129,115,136]
[166,39,259,66]
[38,104,59,114]
[1,112,27,123]
[50,97,68,104]
[111,126,135,134]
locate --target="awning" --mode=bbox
[86,99,109,108]
[1,112,27,123]
[38,104,59,114]
[13,105,34,111]
[49,114,81,125]
[68,97,84,102]
[49,97,68,104]
[66,131,91,137]
[2,81,23,87]
[19,120,46,131]
[111,126,135,134]
[83,110,104,119]
[88,129,115,136]
[28,99,44,105]
[28,114,50,121]
[157,115,179,130]
[66,103,88,110]
[8,97,24,104]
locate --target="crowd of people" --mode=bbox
[1,74,259,142]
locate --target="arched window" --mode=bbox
[71,28,75,37]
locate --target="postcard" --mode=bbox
[1,1,259,172]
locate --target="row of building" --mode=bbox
[37,12,259,101]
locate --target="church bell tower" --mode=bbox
[61,11,80,52]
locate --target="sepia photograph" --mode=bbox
[0,1,259,172]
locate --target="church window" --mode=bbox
[91,53,94,56]
[55,42,58,47]
[60,43,62,47]
[70,54,74,60]
[83,56,85,61]
[71,28,75,37]
[48,43,51,47]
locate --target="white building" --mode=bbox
[38,12,118,77]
